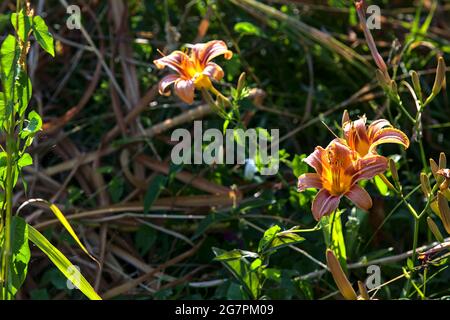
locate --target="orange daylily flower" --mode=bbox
[298,140,387,220]
[341,112,410,158]
[153,40,233,104]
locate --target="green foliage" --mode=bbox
[143,174,167,214]
[31,16,55,57]
[213,225,304,299]
[27,225,101,300]
[9,216,30,296]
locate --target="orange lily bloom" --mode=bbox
[153,40,233,104]
[341,112,410,158]
[298,140,387,220]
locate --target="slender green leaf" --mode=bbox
[143,175,167,214]
[214,249,259,262]
[27,225,101,300]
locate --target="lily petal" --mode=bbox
[153,50,190,76]
[345,184,373,211]
[174,79,195,104]
[192,40,233,66]
[367,119,391,140]
[158,74,179,96]
[311,189,341,221]
[298,173,322,191]
[353,155,388,182]
[343,116,371,156]
[203,62,224,81]
[304,146,328,175]
[369,128,410,153]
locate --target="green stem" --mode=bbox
[1,121,15,300]
[418,141,428,173]
[411,217,420,263]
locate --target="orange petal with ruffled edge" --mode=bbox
[368,127,410,154]
[203,62,225,81]
[311,189,341,221]
[174,79,195,104]
[342,116,372,156]
[304,146,329,176]
[153,50,190,77]
[345,184,373,211]
[158,74,179,96]
[298,173,322,191]
[191,40,233,66]
[352,155,388,182]
[367,119,391,140]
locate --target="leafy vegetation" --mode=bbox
[0,0,449,300]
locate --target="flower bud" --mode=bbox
[427,216,444,242]
[390,80,398,95]
[376,69,390,88]
[342,110,350,126]
[237,72,246,94]
[326,249,357,300]
[439,152,447,170]
[420,172,431,198]
[389,158,399,184]
[410,70,422,98]
[431,57,446,96]
[358,281,370,300]
[430,158,442,183]
[437,191,450,235]
[437,168,450,191]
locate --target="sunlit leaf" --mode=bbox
[9,216,30,297]
[11,10,32,43]
[214,249,259,261]
[27,224,101,300]
[21,110,42,138]
[212,247,260,299]
[0,34,19,79]
[19,199,97,263]
[32,16,55,57]
[321,210,347,272]
[234,22,262,36]
[18,152,32,168]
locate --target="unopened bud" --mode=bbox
[389,158,399,184]
[420,173,431,198]
[376,69,390,88]
[431,57,446,96]
[390,80,398,95]
[437,191,450,235]
[357,281,370,300]
[410,70,422,99]
[430,158,441,183]
[326,249,357,300]
[439,152,447,170]
[237,72,246,94]
[342,110,350,127]
[437,168,450,191]
[427,216,444,242]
